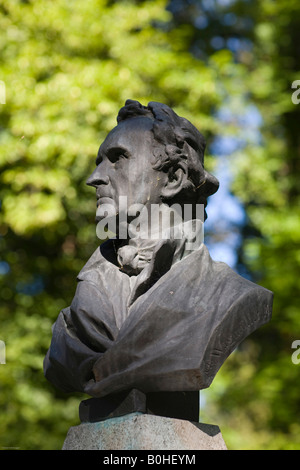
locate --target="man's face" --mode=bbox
[87,117,168,223]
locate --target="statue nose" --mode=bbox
[86,167,109,188]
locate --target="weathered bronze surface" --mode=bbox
[44,100,273,408]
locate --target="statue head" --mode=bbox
[87,100,219,234]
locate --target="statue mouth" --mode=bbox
[96,196,114,207]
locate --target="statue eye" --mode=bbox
[107,147,129,164]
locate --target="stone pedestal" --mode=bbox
[62,412,227,450]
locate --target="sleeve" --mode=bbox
[43,278,119,394]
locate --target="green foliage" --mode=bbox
[188,0,300,450]
[0,0,230,449]
[0,0,299,449]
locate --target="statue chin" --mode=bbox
[44,99,273,412]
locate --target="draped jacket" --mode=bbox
[44,233,273,398]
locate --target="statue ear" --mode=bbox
[160,162,188,200]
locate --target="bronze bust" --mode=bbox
[44,100,273,408]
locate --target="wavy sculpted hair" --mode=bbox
[117,99,219,215]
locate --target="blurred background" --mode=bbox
[0,0,299,450]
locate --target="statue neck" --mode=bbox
[115,204,203,275]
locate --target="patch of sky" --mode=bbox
[194,15,209,30]
[205,103,263,269]
[16,275,44,296]
[202,0,237,11]
[0,261,10,276]
[222,12,237,26]
[210,36,225,50]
